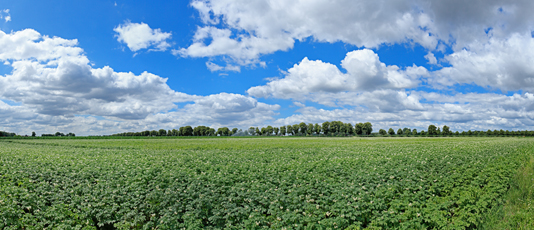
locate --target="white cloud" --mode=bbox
[183,0,534,71]
[206,61,240,72]
[424,52,437,65]
[114,21,172,52]
[433,33,534,92]
[247,49,427,100]
[0,9,10,22]
[0,28,281,135]
[272,92,534,132]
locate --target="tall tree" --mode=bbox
[314,123,321,135]
[274,127,279,136]
[388,128,395,135]
[442,125,450,135]
[427,125,437,135]
[307,123,314,135]
[363,122,373,135]
[286,125,293,136]
[397,128,403,135]
[379,129,387,135]
[266,126,274,136]
[299,122,307,135]
[322,122,330,135]
[292,124,300,135]
[280,126,286,136]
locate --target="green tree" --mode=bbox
[292,124,300,135]
[363,122,373,134]
[355,123,364,135]
[397,128,403,135]
[442,125,450,135]
[286,125,293,135]
[314,123,321,135]
[307,123,314,135]
[322,122,330,135]
[31,131,36,137]
[274,127,279,136]
[388,128,395,135]
[232,128,239,135]
[412,129,418,135]
[428,125,437,135]
[346,123,354,135]
[280,126,286,136]
[249,127,256,136]
[266,126,274,136]
[255,127,261,136]
[299,122,307,135]
[379,129,387,135]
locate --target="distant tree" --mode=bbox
[322,122,330,135]
[292,124,300,135]
[436,127,441,135]
[421,130,426,136]
[397,129,403,135]
[183,126,193,136]
[150,130,158,136]
[217,127,230,136]
[346,123,354,135]
[307,123,314,135]
[298,122,306,135]
[455,131,460,136]
[256,127,261,136]
[412,129,418,135]
[388,128,395,135]
[232,128,239,135]
[402,128,411,135]
[428,125,437,135]
[260,127,266,136]
[442,126,450,135]
[280,126,286,136]
[314,123,321,135]
[286,125,293,136]
[379,129,387,135]
[31,131,36,137]
[486,129,493,136]
[467,130,473,136]
[505,130,510,136]
[249,127,256,136]
[208,128,215,136]
[355,123,364,135]
[274,127,279,136]
[266,126,274,136]
[158,129,167,136]
[363,122,373,135]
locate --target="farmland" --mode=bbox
[0,137,533,229]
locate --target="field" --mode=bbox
[1,137,533,229]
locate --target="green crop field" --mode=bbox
[1,137,533,229]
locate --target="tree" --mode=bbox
[255,127,261,136]
[322,122,330,135]
[299,122,307,135]
[412,129,418,135]
[363,122,373,134]
[436,127,441,135]
[379,129,387,135]
[428,125,437,135]
[280,126,286,136]
[182,126,193,136]
[266,126,274,136]
[249,127,256,136]
[292,124,300,135]
[287,125,293,135]
[31,132,36,137]
[307,123,314,135]
[150,130,158,136]
[421,130,426,136]
[232,128,239,135]
[346,123,354,135]
[274,127,279,136]
[158,129,166,136]
[314,123,321,135]
[442,126,450,135]
[355,123,364,135]
[402,128,411,135]
[397,129,403,135]
[388,128,395,135]
[260,127,267,136]
[208,128,215,136]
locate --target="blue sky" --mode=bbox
[1,0,534,135]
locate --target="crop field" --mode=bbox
[1,137,533,229]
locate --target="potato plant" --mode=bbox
[0,138,532,229]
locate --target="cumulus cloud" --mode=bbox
[181,0,534,73]
[114,21,172,52]
[247,49,427,101]
[433,33,534,92]
[273,92,534,132]
[0,28,281,135]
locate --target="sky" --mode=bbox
[2,0,534,136]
